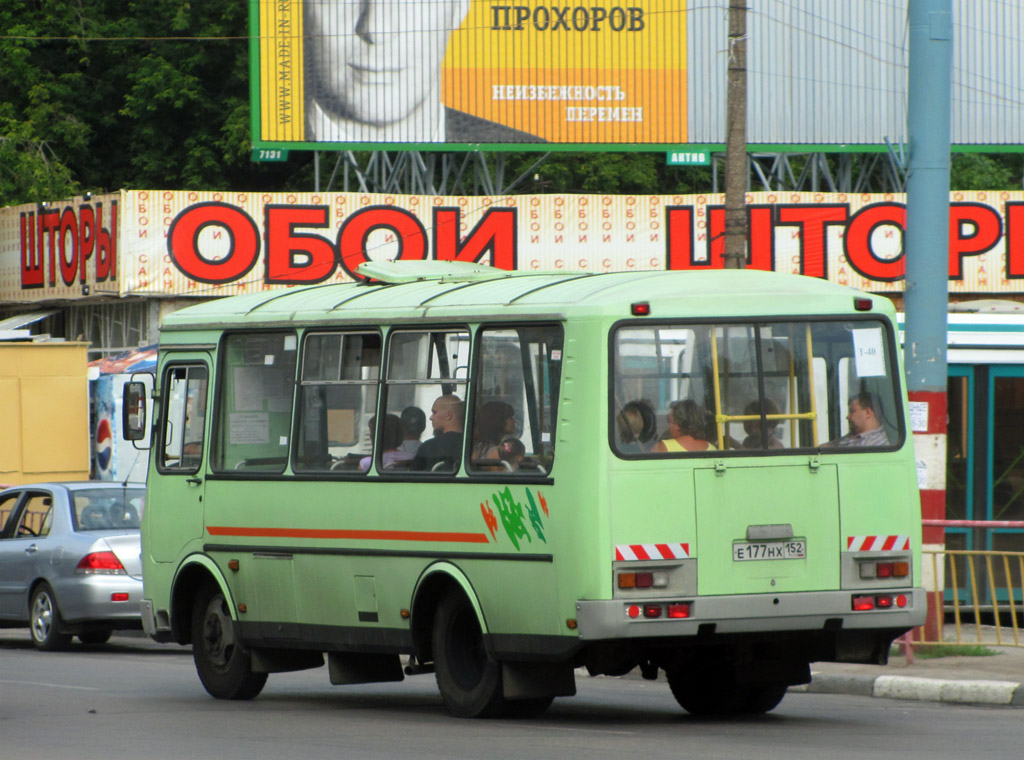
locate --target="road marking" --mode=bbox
[0,679,98,691]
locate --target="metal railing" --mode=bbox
[913,545,1024,648]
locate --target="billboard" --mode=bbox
[253,0,687,147]
[252,0,1024,151]
[5,189,1024,303]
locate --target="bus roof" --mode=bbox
[160,262,892,333]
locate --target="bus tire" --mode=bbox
[192,584,267,700]
[505,696,554,718]
[433,592,507,718]
[742,684,788,714]
[665,666,746,716]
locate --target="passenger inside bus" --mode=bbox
[824,392,890,448]
[360,414,413,471]
[652,400,717,453]
[411,394,466,471]
[398,406,426,455]
[471,400,516,460]
[497,435,526,471]
[742,398,784,449]
[616,399,657,454]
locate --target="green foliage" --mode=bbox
[897,643,1000,659]
[0,0,314,206]
[510,152,713,195]
[951,154,1017,191]
[2,1,1023,206]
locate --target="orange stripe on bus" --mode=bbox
[206,526,490,544]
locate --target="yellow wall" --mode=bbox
[0,342,91,486]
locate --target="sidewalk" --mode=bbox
[796,632,1024,707]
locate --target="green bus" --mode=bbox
[125,261,925,717]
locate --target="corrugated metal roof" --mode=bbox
[688,0,1023,146]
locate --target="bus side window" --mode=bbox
[469,325,563,476]
[210,332,297,474]
[159,364,208,473]
[293,331,381,473]
[383,329,470,476]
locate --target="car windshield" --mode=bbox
[73,488,146,531]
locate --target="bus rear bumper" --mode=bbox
[575,587,927,640]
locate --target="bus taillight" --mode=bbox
[852,594,908,611]
[617,571,668,589]
[858,560,910,579]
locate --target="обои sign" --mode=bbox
[3,190,1023,303]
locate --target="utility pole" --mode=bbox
[723,0,748,269]
[904,0,952,643]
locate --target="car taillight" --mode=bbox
[75,551,126,575]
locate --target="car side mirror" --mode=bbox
[122,381,148,441]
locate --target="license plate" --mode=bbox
[733,540,806,561]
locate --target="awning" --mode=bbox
[89,345,158,374]
[0,310,60,330]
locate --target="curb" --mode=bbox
[792,673,1024,707]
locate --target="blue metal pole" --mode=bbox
[904,0,952,644]
[904,0,951,392]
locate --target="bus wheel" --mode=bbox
[665,666,747,716]
[433,593,507,718]
[742,684,788,714]
[505,696,555,718]
[191,584,268,700]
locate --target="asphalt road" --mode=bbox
[0,631,1020,760]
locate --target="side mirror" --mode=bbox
[122,381,148,441]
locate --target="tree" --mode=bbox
[0,0,313,207]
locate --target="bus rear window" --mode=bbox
[612,319,902,456]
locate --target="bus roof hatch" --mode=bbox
[356,260,514,285]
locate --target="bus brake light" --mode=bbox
[852,595,875,611]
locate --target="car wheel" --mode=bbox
[29,584,73,651]
[78,630,113,646]
[433,592,508,718]
[191,584,267,700]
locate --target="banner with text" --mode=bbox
[3,189,1024,303]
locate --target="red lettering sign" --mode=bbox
[844,203,906,281]
[948,202,1001,279]
[776,205,849,278]
[433,208,517,270]
[168,202,260,283]
[264,205,336,284]
[1006,202,1024,279]
[337,206,427,278]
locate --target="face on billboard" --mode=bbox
[305,0,469,128]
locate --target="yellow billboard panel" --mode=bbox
[255,0,688,146]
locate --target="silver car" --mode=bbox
[0,482,145,650]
